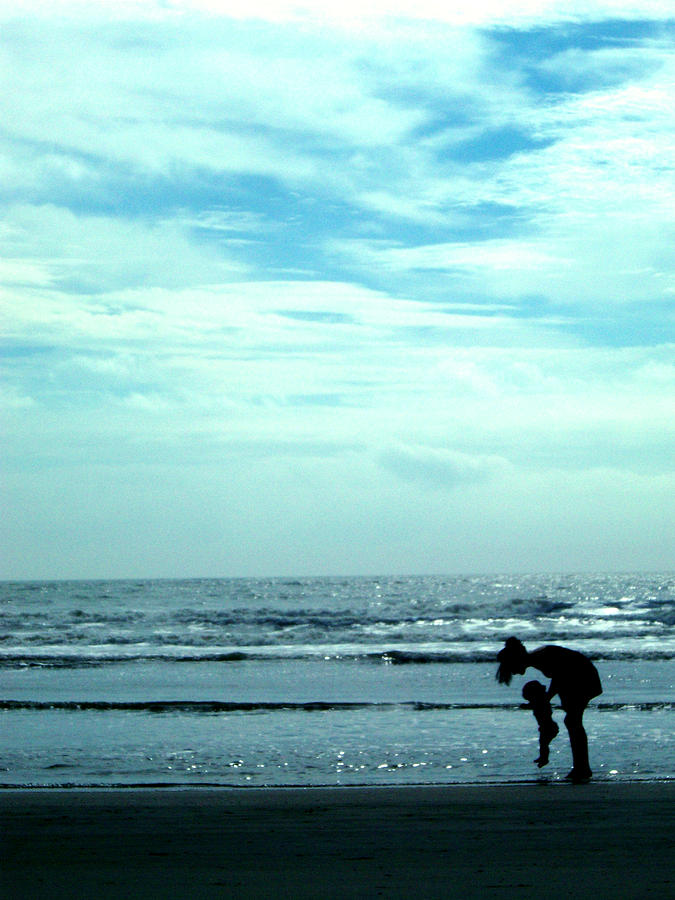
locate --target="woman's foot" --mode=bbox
[565,768,592,783]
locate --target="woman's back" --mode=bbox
[529,645,602,701]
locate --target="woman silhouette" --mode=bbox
[496,637,602,782]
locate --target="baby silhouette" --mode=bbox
[522,680,559,767]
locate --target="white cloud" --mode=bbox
[0,14,429,198]
[377,239,568,273]
[1,204,248,298]
[8,0,672,26]
[380,444,511,488]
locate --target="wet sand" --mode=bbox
[1,783,674,898]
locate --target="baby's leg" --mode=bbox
[535,732,550,767]
[532,709,558,766]
[543,718,559,742]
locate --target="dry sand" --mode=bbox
[1,783,674,898]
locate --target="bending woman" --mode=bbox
[496,637,602,782]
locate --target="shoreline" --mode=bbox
[2,782,674,898]
[0,775,675,797]
[2,773,674,791]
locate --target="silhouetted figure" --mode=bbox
[497,637,602,783]
[522,679,559,767]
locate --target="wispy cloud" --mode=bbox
[380,445,512,489]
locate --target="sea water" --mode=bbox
[1,574,673,787]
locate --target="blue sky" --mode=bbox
[2,0,674,578]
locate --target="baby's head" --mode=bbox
[522,680,547,703]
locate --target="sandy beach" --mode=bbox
[1,782,673,898]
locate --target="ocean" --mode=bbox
[1,573,673,787]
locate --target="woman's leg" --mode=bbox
[563,704,592,779]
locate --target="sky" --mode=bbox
[1,0,674,579]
